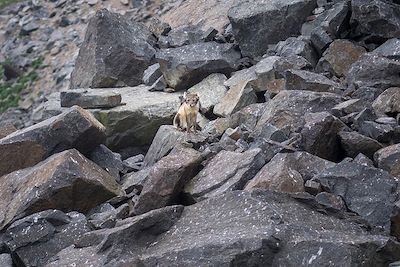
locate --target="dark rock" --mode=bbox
[314,162,398,233]
[338,131,384,159]
[20,21,39,35]
[70,9,155,88]
[148,76,167,92]
[143,63,162,86]
[0,124,17,139]
[351,86,384,102]
[0,149,122,230]
[87,203,128,229]
[305,180,322,195]
[346,53,400,92]
[331,99,366,118]
[372,87,400,116]
[246,152,335,192]
[256,123,288,143]
[228,0,317,58]
[359,121,394,143]
[213,80,257,117]
[122,167,151,195]
[134,146,202,215]
[300,112,348,161]
[310,26,334,55]
[373,38,400,58]
[142,125,185,168]
[315,192,346,211]
[184,149,265,200]
[122,154,144,174]
[147,17,171,37]
[0,106,106,177]
[351,0,400,41]
[374,144,400,178]
[4,210,90,267]
[275,36,318,66]
[376,117,398,126]
[353,108,377,130]
[316,39,366,77]
[353,153,374,168]
[159,25,209,48]
[255,90,344,135]
[187,73,228,114]
[156,42,240,90]
[284,69,342,93]
[60,89,122,109]
[89,144,123,181]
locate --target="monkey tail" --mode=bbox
[173,113,180,128]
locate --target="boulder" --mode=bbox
[372,87,400,116]
[213,80,257,117]
[229,103,267,131]
[133,146,203,215]
[187,73,228,115]
[346,53,400,92]
[314,162,398,233]
[228,0,317,58]
[315,192,346,211]
[255,90,344,135]
[338,131,384,159]
[245,152,335,192]
[0,254,12,267]
[275,36,318,66]
[156,42,240,90]
[40,87,182,151]
[70,9,155,88]
[351,0,400,41]
[87,203,129,229]
[0,124,16,139]
[284,69,342,93]
[142,125,185,168]
[4,210,90,267]
[353,153,375,168]
[184,149,265,200]
[331,99,366,118]
[373,38,400,58]
[374,144,400,178]
[89,144,123,181]
[359,121,394,144]
[0,106,106,177]
[158,25,216,48]
[300,112,348,161]
[0,149,122,230]
[143,63,162,86]
[60,89,122,109]
[316,39,366,77]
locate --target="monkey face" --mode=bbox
[184,92,199,107]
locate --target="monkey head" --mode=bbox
[183,92,200,107]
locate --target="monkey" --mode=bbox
[173,92,201,133]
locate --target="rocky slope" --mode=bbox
[1,0,400,266]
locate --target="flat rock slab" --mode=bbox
[60,89,122,109]
[41,86,182,151]
[0,106,106,177]
[0,149,122,231]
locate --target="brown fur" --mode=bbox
[173,92,200,133]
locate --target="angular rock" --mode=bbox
[275,36,318,66]
[373,38,400,58]
[134,146,203,215]
[158,25,211,48]
[255,123,288,143]
[304,179,322,195]
[314,162,398,233]
[89,144,123,181]
[4,210,90,267]
[184,149,265,200]
[156,42,240,90]
[0,106,106,177]
[70,9,155,88]
[143,125,185,168]
[374,144,400,178]
[246,152,335,193]
[213,80,257,117]
[316,39,366,77]
[331,99,366,118]
[0,149,122,230]
[143,63,162,86]
[187,73,228,114]
[0,254,12,267]
[353,153,374,168]
[255,90,344,134]
[0,124,16,139]
[284,69,341,93]
[122,154,144,174]
[300,112,348,161]
[87,203,129,229]
[315,192,346,211]
[372,87,400,116]
[351,0,400,41]
[346,53,400,92]
[359,121,394,143]
[228,0,317,58]
[60,89,122,109]
[338,131,384,159]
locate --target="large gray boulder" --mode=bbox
[0,149,122,231]
[338,131,384,159]
[228,0,317,58]
[4,210,90,267]
[374,144,400,178]
[184,149,265,201]
[0,106,106,177]
[46,191,400,266]
[70,9,156,88]
[156,42,240,90]
[351,0,400,41]
[40,87,182,151]
[314,162,399,234]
